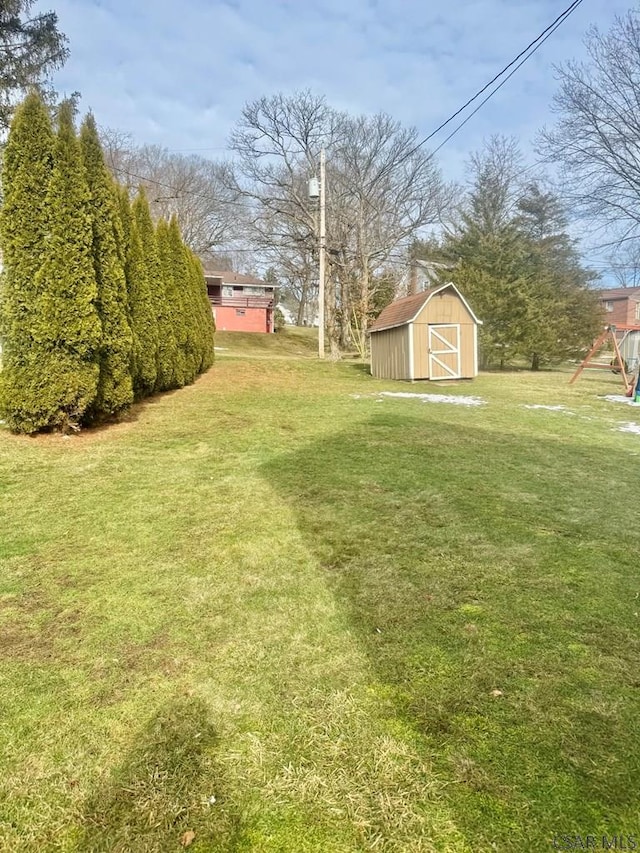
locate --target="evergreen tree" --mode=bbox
[188,251,215,371]
[168,215,198,384]
[116,184,132,265]
[80,113,133,416]
[31,100,101,431]
[442,141,602,370]
[125,216,158,397]
[515,183,602,369]
[156,217,187,387]
[133,192,176,392]
[0,2,69,130]
[0,91,54,432]
[442,220,532,369]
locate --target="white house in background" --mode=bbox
[277,304,297,325]
[397,259,452,296]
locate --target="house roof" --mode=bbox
[369,282,481,333]
[596,286,640,301]
[204,270,272,287]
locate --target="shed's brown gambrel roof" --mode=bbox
[369,290,435,333]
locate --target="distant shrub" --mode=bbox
[274,307,286,332]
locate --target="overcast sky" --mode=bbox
[43,0,637,273]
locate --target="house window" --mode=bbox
[604,300,614,312]
[235,309,246,316]
[222,285,233,297]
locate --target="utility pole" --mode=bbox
[318,149,326,359]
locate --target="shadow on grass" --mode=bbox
[261,410,640,850]
[76,696,241,852]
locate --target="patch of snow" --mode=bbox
[214,347,228,351]
[616,422,640,435]
[523,404,570,412]
[602,395,636,405]
[379,391,486,407]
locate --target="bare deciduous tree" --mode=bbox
[539,10,640,255]
[100,131,246,262]
[229,90,450,355]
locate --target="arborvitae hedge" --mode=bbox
[156,217,187,389]
[116,184,132,263]
[0,93,55,432]
[131,190,177,393]
[0,93,215,434]
[188,249,215,372]
[126,217,158,397]
[31,101,102,432]
[168,215,198,384]
[81,113,134,417]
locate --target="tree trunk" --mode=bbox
[296,275,310,326]
[359,262,370,336]
[531,352,540,371]
[339,274,351,349]
[324,269,341,359]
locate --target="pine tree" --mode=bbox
[32,100,102,431]
[80,113,133,417]
[0,2,69,131]
[515,183,602,369]
[156,217,187,387]
[0,91,54,432]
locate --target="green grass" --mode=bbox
[1,333,639,851]
[214,325,319,358]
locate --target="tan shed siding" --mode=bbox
[412,323,430,378]
[370,326,411,379]
[371,286,480,381]
[422,291,474,324]
[413,292,478,379]
[459,324,475,378]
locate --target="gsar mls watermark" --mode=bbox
[551,836,637,850]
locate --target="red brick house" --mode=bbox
[597,286,640,326]
[204,271,275,333]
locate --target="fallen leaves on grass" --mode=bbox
[180,829,196,846]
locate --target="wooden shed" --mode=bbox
[369,283,481,381]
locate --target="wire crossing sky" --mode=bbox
[47,0,630,181]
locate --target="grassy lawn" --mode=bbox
[1,330,639,852]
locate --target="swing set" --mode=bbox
[569,324,640,393]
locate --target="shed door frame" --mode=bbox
[428,324,461,380]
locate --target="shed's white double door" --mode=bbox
[428,324,461,379]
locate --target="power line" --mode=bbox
[110,1,585,263]
[428,2,583,159]
[166,145,230,154]
[111,165,254,210]
[406,0,584,161]
[114,3,583,205]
